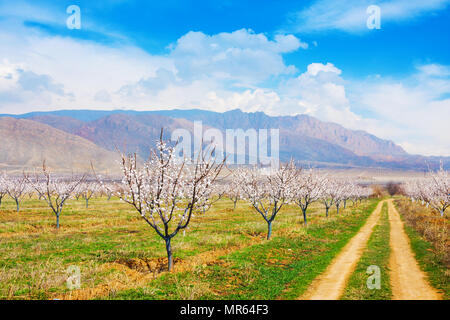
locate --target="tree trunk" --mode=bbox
[85,198,89,208]
[15,199,19,212]
[440,209,444,217]
[344,200,347,209]
[165,237,173,271]
[325,206,329,218]
[56,214,60,229]
[233,199,237,210]
[336,204,340,215]
[267,221,272,240]
[302,208,307,226]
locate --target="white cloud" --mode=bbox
[269,61,450,157]
[110,29,307,109]
[205,89,282,114]
[286,0,450,33]
[350,65,450,156]
[0,59,71,106]
[276,62,355,122]
[417,64,450,77]
[169,29,305,85]
[0,23,173,112]
[306,62,341,76]
[94,90,112,103]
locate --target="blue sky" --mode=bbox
[0,0,449,156]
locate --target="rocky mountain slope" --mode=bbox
[0,117,120,173]
[1,109,448,170]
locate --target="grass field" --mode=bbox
[0,196,380,300]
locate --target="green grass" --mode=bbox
[0,196,380,300]
[341,202,391,300]
[110,199,381,300]
[0,194,372,299]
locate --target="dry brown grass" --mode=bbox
[395,198,449,266]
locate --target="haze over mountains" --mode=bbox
[0,108,448,172]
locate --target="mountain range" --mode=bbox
[0,108,448,172]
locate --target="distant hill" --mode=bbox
[25,113,195,159]
[147,109,407,159]
[1,109,448,171]
[0,117,120,173]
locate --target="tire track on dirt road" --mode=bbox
[387,200,442,300]
[299,200,385,300]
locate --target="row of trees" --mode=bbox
[0,170,108,213]
[234,165,372,238]
[403,166,450,217]
[110,136,374,270]
[1,134,374,271]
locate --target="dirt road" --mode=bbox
[387,199,442,300]
[299,200,385,300]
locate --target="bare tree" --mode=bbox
[0,173,7,208]
[227,172,242,210]
[333,181,345,215]
[321,178,343,218]
[351,184,371,205]
[198,183,227,214]
[406,166,450,216]
[428,166,449,216]
[237,161,298,240]
[341,180,357,211]
[293,169,327,226]
[118,131,225,271]
[342,181,354,209]
[6,176,27,212]
[99,177,116,201]
[25,162,86,229]
[79,181,100,208]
